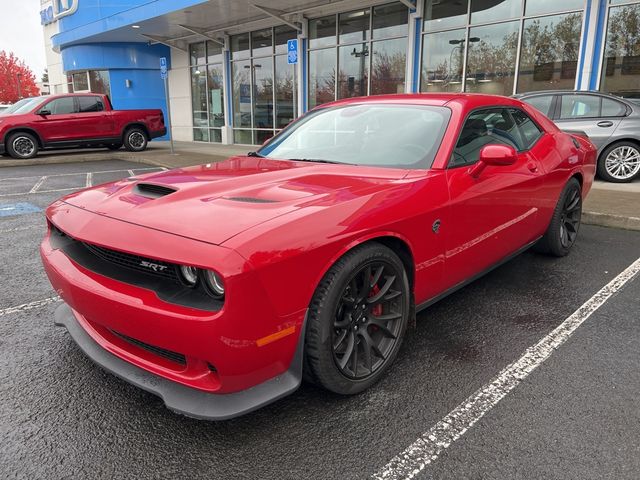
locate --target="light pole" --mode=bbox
[448,37,480,89]
[350,45,369,96]
[16,73,23,99]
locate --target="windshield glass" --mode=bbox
[2,97,46,115]
[258,104,451,169]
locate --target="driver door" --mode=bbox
[443,107,546,289]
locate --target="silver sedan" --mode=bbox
[515,90,640,183]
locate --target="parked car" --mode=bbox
[0,94,166,159]
[515,90,640,183]
[42,93,596,420]
[0,103,12,114]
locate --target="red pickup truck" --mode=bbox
[0,93,166,159]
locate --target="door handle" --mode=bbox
[597,121,613,128]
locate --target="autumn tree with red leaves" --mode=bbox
[0,51,40,103]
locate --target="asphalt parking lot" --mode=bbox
[1,160,639,480]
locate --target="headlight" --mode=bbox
[202,269,225,298]
[178,265,199,287]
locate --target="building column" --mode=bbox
[222,35,233,144]
[406,1,423,93]
[297,18,308,115]
[577,0,607,91]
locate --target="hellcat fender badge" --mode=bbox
[432,219,441,234]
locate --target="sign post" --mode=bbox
[160,57,175,155]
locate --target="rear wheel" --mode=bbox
[304,243,410,395]
[123,128,148,152]
[535,178,582,257]
[597,141,640,183]
[6,132,38,159]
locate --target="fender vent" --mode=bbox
[134,183,177,199]
[226,196,277,203]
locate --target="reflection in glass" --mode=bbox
[309,16,336,48]
[89,70,110,95]
[252,29,273,57]
[231,33,250,60]
[338,44,369,99]
[471,0,522,24]
[373,3,408,39]
[207,41,223,64]
[207,64,224,128]
[234,129,254,145]
[209,129,222,143]
[371,38,407,95]
[256,130,273,145]
[191,67,208,128]
[339,9,370,44]
[466,21,519,95]
[232,60,252,127]
[253,59,274,129]
[424,0,467,31]
[421,29,466,92]
[517,13,582,92]
[194,128,209,142]
[309,48,336,108]
[525,0,584,16]
[190,42,206,65]
[275,55,297,128]
[275,26,298,54]
[601,4,640,97]
[72,72,89,91]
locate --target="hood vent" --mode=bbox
[134,183,177,199]
[226,196,277,204]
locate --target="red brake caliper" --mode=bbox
[369,283,382,330]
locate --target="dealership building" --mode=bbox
[41,0,640,145]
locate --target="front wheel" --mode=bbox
[6,132,39,159]
[123,128,148,152]
[304,243,410,395]
[597,142,640,183]
[535,177,582,257]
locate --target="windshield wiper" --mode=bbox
[247,151,264,157]
[288,158,352,165]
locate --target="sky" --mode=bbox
[0,0,47,79]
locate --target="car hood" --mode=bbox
[61,157,408,245]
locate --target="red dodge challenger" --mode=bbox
[41,94,597,419]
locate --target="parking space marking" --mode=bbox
[0,296,60,318]
[29,176,47,194]
[86,173,93,188]
[0,167,163,184]
[127,169,135,176]
[0,224,42,234]
[372,256,640,480]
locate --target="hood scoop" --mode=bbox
[133,183,177,199]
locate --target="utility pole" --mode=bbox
[16,73,22,99]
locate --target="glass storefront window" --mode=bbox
[424,0,467,32]
[72,72,89,91]
[525,0,585,16]
[373,3,408,38]
[275,26,298,54]
[517,13,582,92]
[309,16,337,48]
[338,44,369,99]
[421,28,466,92]
[207,41,223,63]
[371,38,407,95]
[234,129,254,144]
[231,33,250,60]
[232,60,252,128]
[466,21,519,95]
[471,0,522,24]
[194,128,209,142]
[190,42,206,65]
[191,67,208,129]
[207,64,224,128]
[309,48,336,108]
[601,3,640,97]
[275,55,297,128]
[339,9,370,44]
[88,71,110,95]
[253,59,274,129]
[252,29,273,57]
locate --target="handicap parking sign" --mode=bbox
[287,39,298,64]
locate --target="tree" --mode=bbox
[0,51,40,103]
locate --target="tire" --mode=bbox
[535,178,582,257]
[107,143,123,151]
[304,243,410,395]
[6,132,39,159]
[597,141,640,183]
[123,128,148,152]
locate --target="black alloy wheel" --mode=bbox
[304,243,410,395]
[535,177,582,257]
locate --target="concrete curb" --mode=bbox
[0,152,148,168]
[582,211,640,232]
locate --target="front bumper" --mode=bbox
[55,303,304,420]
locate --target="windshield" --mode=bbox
[258,104,451,169]
[2,97,46,115]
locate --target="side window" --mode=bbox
[601,98,627,117]
[559,95,601,119]
[78,96,104,113]
[509,109,543,150]
[450,108,520,168]
[45,97,76,115]
[524,95,554,117]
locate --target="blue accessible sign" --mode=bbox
[287,39,298,64]
[160,57,168,79]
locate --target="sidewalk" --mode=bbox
[2,140,639,231]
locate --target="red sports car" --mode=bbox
[41,94,597,419]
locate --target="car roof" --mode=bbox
[514,90,625,100]
[318,93,524,109]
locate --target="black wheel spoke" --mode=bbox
[333,329,348,350]
[370,265,384,287]
[368,319,397,339]
[358,266,372,299]
[366,276,396,304]
[338,332,355,370]
[359,331,374,373]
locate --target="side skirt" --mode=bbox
[415,237,542,314]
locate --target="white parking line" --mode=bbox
[0,167,162,183]
[29,176,48,193]
[127,169,135,176]
[86,172,93,188]
[0,187,78,198]
[0,296,61,318]
[0,224,42,234]
[372,256,640,480]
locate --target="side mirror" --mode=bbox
[468,144,517,178]
[38,109,51,116]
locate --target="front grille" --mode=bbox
[82,242,179,282]
[134,183,177,199]
[111,330,186,366]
